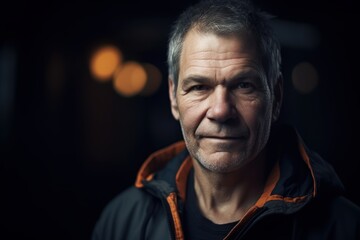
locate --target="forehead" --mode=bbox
[179,29,263,80]
[180,29,260,64]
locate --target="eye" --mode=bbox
[237,82,252,89]
[233,81,257,94]
[189,85,210,92]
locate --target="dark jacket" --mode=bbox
[92,125,360,240]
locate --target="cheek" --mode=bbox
[178,100,204,133]
[241,99,272,129]
[241,100,272,152]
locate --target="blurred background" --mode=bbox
[1,0,358,239]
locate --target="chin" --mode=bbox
[196,152,248,173]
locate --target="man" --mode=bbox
[92,0,360,239]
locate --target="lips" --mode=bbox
[197,133,248,141]
[202,136,244,139]
[196,126,249,140]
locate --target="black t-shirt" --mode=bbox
[183,169,237,240]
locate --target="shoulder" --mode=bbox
[310,195,360,220]
[103,186,157,213]
[298,195,360,239]
[326,196,360,223]
[92,186,162,240]
[97,186,160,223]
[325,196,360,238]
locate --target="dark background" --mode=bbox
[1,0,358,239]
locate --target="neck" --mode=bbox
[192,150,268,224]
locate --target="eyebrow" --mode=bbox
[181,70,261,88]
[181,75,211,88]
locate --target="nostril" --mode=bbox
[206,102,236,122]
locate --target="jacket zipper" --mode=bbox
[161,195,179,240]
[143,180,178,240]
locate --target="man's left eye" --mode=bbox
[237,82,251,88]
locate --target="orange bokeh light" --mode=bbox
[113,61,147,97]
[140,63,162,96]
[90,45,122,82]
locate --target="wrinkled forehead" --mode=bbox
[180,29,263,73]
[178,29,267,86]
[182,28,261,60]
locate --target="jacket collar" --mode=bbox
[135,125,344,211]
[135,141,192,201]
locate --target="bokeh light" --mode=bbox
[90,45,122,82]
[113,61,147,97]
[140,63,162,96]
[292,61,319,94]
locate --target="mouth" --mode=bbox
[200,136,246,140]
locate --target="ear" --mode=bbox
[272,75,283,122]
[168,78,180,120]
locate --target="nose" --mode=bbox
[206,86,236,123]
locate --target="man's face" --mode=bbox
[169,30,279,173]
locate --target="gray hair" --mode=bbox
[167,0,282,91]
